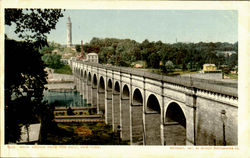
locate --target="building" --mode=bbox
[200,64,222,79]
[203,64,218,72]
[86,52,99,63]
[67,17,72,47]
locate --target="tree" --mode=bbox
[5,39,48,143]
[75,44,81,52]
[5,9,64,143]
[165,60,175,72]
[5,9,64,48]
[99,46,115,64]
[148,53,160,68]
[42,53,63,69]
[227,53,238,70]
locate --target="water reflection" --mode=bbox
[43,91,88,107]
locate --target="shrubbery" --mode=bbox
[42,53,63,69]
[54,64,72,75]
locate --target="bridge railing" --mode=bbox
[73,60,238,98]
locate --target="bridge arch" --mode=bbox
[82,70,88,100]
[93,74,98,88]
[97,76,106,114]
[164,102,186,145]
[114,81,120,93]
[120,84,130,141]
[79,69,84,95]
[132,88,143,105]
[105,78,113,125]
[112,81,121,131]
[86,72,92,105]
[87,72,92,84]
[99,76,105,92]
[145,94,161,145]
[84,71,87,80]
[146,94,161,113]
[77,68,80,75]
[122,84,129,99]
[131,88,144,145]
[80,69,83,78]
[108,79,112,90]
[91,74,98,109]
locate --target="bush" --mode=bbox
[54,64,72,75]
[165,60,174,72]
[42,53,63,69]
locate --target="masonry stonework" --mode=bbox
[105,89,112,124]
[120,98,130,141]
[130,104,143,145]
[112,93,120,131]
[72,61,238,146]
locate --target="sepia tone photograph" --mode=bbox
[0,1,249,158]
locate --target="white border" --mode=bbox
[0,1,249,158]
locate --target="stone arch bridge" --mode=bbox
[71,60,238,146]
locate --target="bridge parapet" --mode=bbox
[73,60,237,98]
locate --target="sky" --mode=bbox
[5,10,238,45]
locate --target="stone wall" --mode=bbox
[130,105,143,145]
[183,72,223,80]
[112,93,120,131]
[145,112,161,145]
[195,96,238,145]
[120,98,130,141]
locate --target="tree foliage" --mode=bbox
[75,45,81,52]
[82,37,237,72]
[5,9,64,143]
[5,39,48,143]
[165,60,174,72]
[42,53,63,69]
[5,9,64,48]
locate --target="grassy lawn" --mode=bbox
[225,73,238,79]
[54,65,72,75]
[43,122,129,145]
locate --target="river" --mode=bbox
[43,91,89,107]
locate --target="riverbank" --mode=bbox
[45,71,76,91]
[42,122,129,145]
